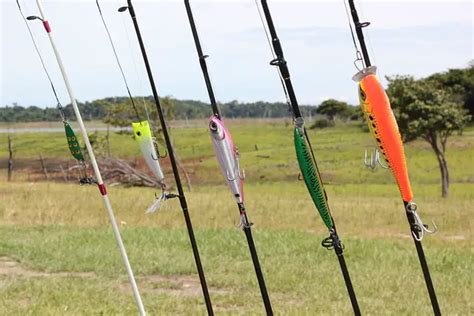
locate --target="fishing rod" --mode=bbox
[23,1,146,314]
[16,0,93,184]
[95,0,169,214]
[184,1,273,314]
[257,1,361,314]
[344,1,440,314]
[118,1,213,314]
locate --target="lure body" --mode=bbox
[209,116,244,203]
[354,66,413,202]
[294,126,334,230]
[64,121,84,162]
[132,120,165,182]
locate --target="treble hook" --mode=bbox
[406,202,438,241]
[364,147,389,170]
[152,137,167,160]
[235,147,245,180]
[146,183,169,214]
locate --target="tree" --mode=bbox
[427,62,474,120]
[102,96,176,132]
[316,99,350,121]
[387,75,471,197]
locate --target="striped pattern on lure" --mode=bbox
[353,66,413,202]
[209,116,244,204]
[294,126,334,230]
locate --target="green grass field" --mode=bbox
[0,120,473,314]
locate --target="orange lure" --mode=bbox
[354,66,413,203]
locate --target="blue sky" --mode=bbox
[1,0,472,108]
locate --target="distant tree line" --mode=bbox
[0,97,324,123]
[2,64,472,125]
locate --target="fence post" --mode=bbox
[7,135,13,181]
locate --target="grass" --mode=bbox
[0,181,472,314]
[1,120,474,185]
[0,120,473,314]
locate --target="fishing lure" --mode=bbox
[132,121,167,213]
[16,0,93,184]
[132,121,165,181]
[96,0,167,212]
[23,0,146,313]
[209,116,244,204]
[294,125,333,230]
[120,1,214,313]
[354,67,436,238]
[257,0,360,313]
[185,1,272,313]
[354,67,413,202]
[346,0,440,313]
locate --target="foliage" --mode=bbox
[310,118,335,129]
[0,99,319,122]
[387,76,470,142]
[426,62,474,120]
[387,75,471,197]
[86,131,110,158]
[316,99,353,121]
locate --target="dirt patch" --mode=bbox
[0,257,232,298]
[0,257,95,278]
[119,274,232,298]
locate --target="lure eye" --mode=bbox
[209,121,218,132]
[136,131,141,136]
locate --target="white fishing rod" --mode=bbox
[26,1,145,314]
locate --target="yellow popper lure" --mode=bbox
[132,121,165,182]
[97,0,167,214]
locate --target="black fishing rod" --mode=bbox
[118,1,213,314]
[183,0,219,118]
[258,1,360,314]
[346,1,440,315]
[184,1,273,314]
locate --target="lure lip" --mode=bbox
[352,65,377,82]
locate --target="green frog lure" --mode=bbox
[96,0,169,213]
[16,0,93,184]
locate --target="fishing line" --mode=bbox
[255,0,320,173]
[254,0,293,117]
[357,0,378,68]
[115,0,154,126]
[343,0,364,70]
[16,0,66,120]
[16,0,94,181]
[98,0,167,194]
[96,0,141,122]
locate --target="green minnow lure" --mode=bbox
[294,126,334,230]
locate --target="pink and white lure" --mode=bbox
[209,116,245,204]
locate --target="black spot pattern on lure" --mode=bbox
[359,87,367,102]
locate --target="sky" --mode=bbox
[0,0,472,108]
